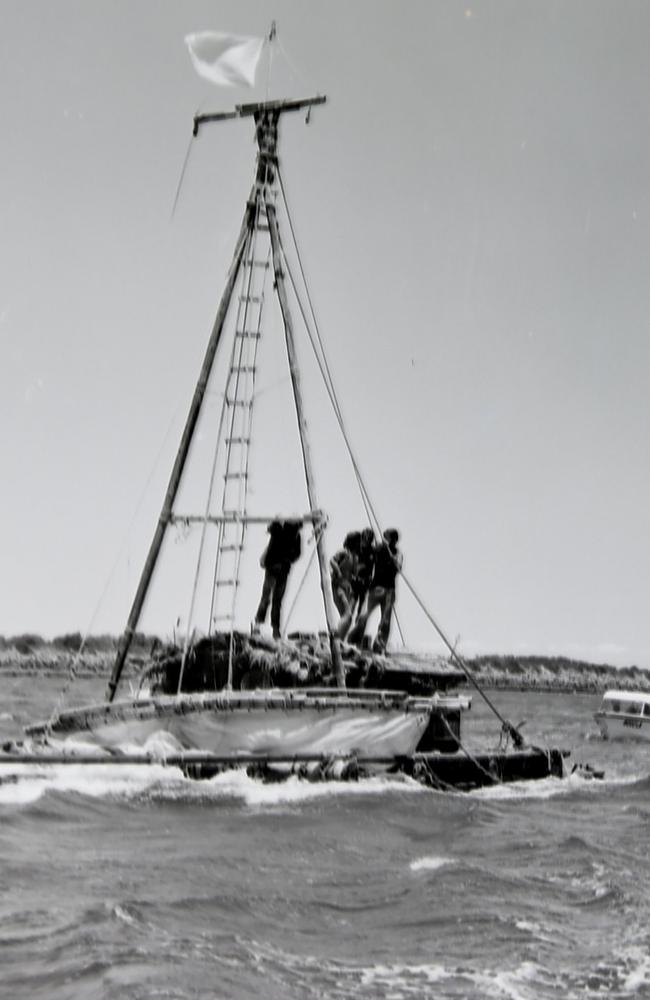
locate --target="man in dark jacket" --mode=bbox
[253,519,302,639]
[352,527,376,620]
[329,531,361,639]
[348,528,402,652]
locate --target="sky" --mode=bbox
[1,0,649,668]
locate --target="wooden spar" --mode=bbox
[193,96,327,135]
[265,199,345,689]
[105,199,255,703]
[0,751,398,766]
[0,748,568,786]
[169,511,324,526]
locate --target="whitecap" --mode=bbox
[0,758,428,808]
[112,903,139,928]
[409,855,455,872]
[199,769,427,808]
[621,946,650,992]
[360,960,452,988]
[469,766,643,803]
[0,760,181,806]
[0,775,46,805]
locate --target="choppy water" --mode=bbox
[2,677,649,999]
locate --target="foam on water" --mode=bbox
[249,938,557,1000]
[470,767,645,802]
[409,855,456,872]
[0,760,178,805]
[0,760,426,808]
[201,768,427,807]
[620,946,650,992]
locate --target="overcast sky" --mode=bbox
[1,1,648,667]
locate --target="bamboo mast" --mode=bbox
[265,192,345,687]
[106,95,340,701]
[106,201,254,702]
[193,96,344,687]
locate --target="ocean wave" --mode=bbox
[246,938,560,1000]
[0,761,427,809]
[248,941,650,1000]
[469,766,647,803]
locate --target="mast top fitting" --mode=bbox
[192,95,326,137]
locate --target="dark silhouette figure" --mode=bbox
[254,519,302,639]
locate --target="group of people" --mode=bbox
[329,527,402,653]
[252,517,403,654]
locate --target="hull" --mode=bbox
[594,712,650,742]
[27,690,440,759]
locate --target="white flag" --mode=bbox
[185,31,264,88]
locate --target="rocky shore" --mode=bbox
[1,634,648,694]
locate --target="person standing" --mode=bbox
[348,528,402,652]
[352,527,376,620]
[253,519,302,639]
[329,531,361,639]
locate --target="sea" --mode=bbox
[1,676,649,1000]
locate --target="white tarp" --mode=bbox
[185,31,264,88]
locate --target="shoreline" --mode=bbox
[1,639,649,694]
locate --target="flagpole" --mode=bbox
[266,21,276,99]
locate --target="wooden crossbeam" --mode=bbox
[193,96,326,136]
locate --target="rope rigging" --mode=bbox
[46,404,186,729]
[275,164,524,747]
[273,175,407,647]
[65,93,522,752]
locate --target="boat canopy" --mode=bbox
[600,690,650,715]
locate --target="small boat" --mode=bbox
[594,689,650,741]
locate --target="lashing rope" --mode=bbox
[275,165,524,748]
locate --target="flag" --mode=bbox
[185,31,264,88]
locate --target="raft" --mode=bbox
[137,632,466,697]
[0,746,568,791]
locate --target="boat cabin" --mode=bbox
[594,689,650,741]
[598,690,650,718]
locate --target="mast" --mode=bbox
[106,94,344,701]
[106,204,254,702]
[265,197,344,686]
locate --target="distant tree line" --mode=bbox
[0,632,155,656]
[469,654,644,676]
